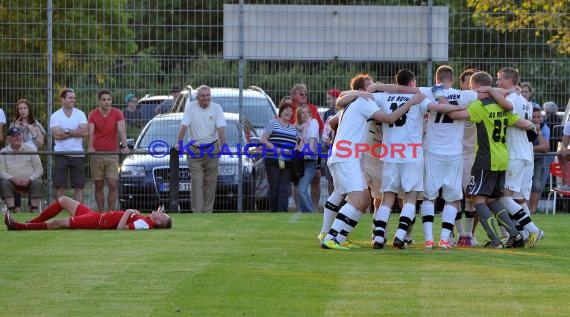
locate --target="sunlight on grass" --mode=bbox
[1,213,569,316]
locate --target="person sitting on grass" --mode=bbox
[4,196,172,230]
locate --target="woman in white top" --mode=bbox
[295,104,319,212]
[9,99,46,151]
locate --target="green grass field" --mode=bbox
[1,212,569,317]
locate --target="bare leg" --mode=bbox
[46,219,71,229]
[529,192,540,213]
[58,196,81,216]
[73,188,84,203]
[30,198,40,210]
[4,197,15,209]
[94,180,105,211]
[55,187,65,199]
[107,178,118,211]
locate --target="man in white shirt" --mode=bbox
[495,67,544,246]
[321,73,423,250]
[176,85,226,213]
[50,88,88,202]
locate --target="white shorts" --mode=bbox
[424,154,463,202]
[363,154,383,199]
[330,161,367,195]
[505,159,533,200]
[462,153,475,190]
[382,161,423,193]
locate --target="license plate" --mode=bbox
[160,183,191,192]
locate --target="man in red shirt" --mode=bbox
[289,84,324,132]
[88,90,129,211]
[4,196,172,230]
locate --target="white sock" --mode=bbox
[441,204,458,242]
[420,200,435,242]
[373,205,391,244]
[395,203,416,241]
[336,204,362,243]
[320,191,345,234]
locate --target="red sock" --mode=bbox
[12,221,47,230]
[29,200,62,223]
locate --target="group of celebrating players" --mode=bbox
[318,66,545,250]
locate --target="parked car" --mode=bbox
[170,86,277,137]
[119,112,268,212]
[137,94,172,122]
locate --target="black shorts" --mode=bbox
[54,155,86,188]
[467,169,504,198]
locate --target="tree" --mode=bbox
[466,0,570,55]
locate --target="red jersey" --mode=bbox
[88,108,125,151]
[98,211,154,230]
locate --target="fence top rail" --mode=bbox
[0,150,566,157]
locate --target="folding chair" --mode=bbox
[545,162,570,215]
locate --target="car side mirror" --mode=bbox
[126,139,135,149]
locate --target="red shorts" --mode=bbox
[69,204,102,229]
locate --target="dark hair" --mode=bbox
[59,88,74,99]
[15,98,37,125]
[278,96,294,117]
[159,217,172,229]
[350,73,373,90]
[97,90,112,100]
[460,69,478,85]
[396,69,415,86]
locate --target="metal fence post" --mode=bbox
[169,147,180,213]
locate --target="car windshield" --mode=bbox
[137,118,246,149]
[212,96,274,128]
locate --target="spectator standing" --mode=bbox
[122,93,143,133]
[88,90,129,211]
[529,105,550,213]
[322,88,340,123]
[261,97,298,212]
[543,101,561,150]
[290,84,324,211]
[321,88,340,196]
[50,88,88,202]
[558,121,570,190]
[295,104,319,213]
[155,86,181,115]
[0,127,43,212]
[176,85,226,213]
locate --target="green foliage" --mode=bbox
[466,0,570,55]
[1,213,570,316]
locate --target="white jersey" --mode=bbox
[364,115,383,158]
[506,93,533,161]
[419,87,478,158]
[329,97,380,164]
[373,92,428,163]
[463,121,477,156]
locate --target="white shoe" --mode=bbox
[470,236,481,246]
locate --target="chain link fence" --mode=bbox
[1,0,568,212]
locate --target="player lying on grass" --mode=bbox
[4,196,172,230]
